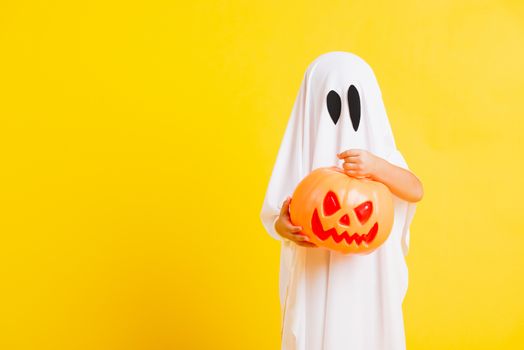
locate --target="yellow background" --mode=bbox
[1,0,524,349]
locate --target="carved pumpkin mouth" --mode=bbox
[311,208,379,246]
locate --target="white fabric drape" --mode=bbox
[260,51,417,350]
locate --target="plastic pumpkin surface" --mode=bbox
[289,166,394,255]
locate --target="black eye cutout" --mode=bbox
[326,90,341,125]
[347,85,361,131]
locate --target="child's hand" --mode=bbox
[275,197,318,248]
[337,149,382,179]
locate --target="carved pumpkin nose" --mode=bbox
[339,214,350,225]
[354,201,373,224]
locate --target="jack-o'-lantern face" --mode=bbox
[289,166,394,254]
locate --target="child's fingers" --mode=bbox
[343,162,361,170]
[341,155,361,162]
[337,149,361,158]
[345,171,368,179]
[345,170,367,178]
[287,224,303,232]
[296,241,317,248]
[280,196,291,215]
[282,229,309,241]
[290,233,310,242]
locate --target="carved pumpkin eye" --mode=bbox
[323,191,340,216]
[354,201,373,224]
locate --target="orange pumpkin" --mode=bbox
[289,166,394,254]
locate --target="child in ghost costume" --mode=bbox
[260,51,422,350]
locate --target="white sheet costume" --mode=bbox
[260,52,417,350]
